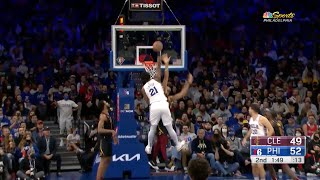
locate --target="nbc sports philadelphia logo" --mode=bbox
[263,11,295,22]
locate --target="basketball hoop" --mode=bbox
[143,61,157,79]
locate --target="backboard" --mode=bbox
[110,25,187,71]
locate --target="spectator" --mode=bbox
[16,148,44,179]
[19,132,39,159]
[271,97,289,116]
[0,109,10,127]
[191,129,216,171]
[14,126,25,145]
[302,113,318,138]
[31,120,44,145]
[204,122,214,141]
[300,97,317,116]
[175,113,192,135]
[212,117,224,131]
[32,84,48,120]
[284,115,300,136]
[66,128,84,154]
[179,125,196,173]
[134,91,147,110]
[226,129,241,152]
[214,140,240,177]
[215,102,232,123]
[196,104,210,122]
[0,146,10,180]
[174,101,186,121]
[37,127,61,176]
[9,115,20,132]
[26,114,37,132]
[55,92,78,146]
[4,134,21,174]
[287,97,299,116]
[0,125,11,145]
[239,126,250,158]
[82,85,96,119]
[297,80,308,99]
[96,85,112,105]
[220,125,228,139]
[308,132,320,154]
[194,116,204,134]
[305,144,320,176]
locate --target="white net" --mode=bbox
[143,62,157,79]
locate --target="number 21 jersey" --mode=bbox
[143,79,167,105]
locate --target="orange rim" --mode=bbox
[143,61,155,67]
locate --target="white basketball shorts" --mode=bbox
[149,101,172,126]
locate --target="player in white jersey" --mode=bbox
[141,54,185,154]
[242,103,274,180]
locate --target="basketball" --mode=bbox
[152,41,163,52]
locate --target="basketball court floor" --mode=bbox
[43,171,314,180]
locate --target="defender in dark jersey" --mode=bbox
[96,100,117,180]
[265,109,299,180]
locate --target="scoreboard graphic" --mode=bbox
[129,0,163,11]
[250,136,306,164]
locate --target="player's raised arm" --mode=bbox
[169,73,193,101]
[260,116,274,137]
[162,54,170,93]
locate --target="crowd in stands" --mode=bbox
[0,0,319,179]
[134,0,320,178]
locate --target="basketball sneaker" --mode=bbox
[148,160,159,170]
[175,140,186,151]
[164,165,175,172]
[145,145,152,154]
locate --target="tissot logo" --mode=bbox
[139,3,161,8]
[112,154,141,162]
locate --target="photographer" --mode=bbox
[16,149,44,180]
[0,146,10,180]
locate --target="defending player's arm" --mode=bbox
[168,73,193,101]
[260,116,275,137]
[154,54,162,83]
[162,54,170,93]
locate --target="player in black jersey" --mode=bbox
[96,100,118,180]
[265,109,299,180]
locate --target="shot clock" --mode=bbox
[250,136,306,164]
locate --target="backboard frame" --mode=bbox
[110,25,187,72]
